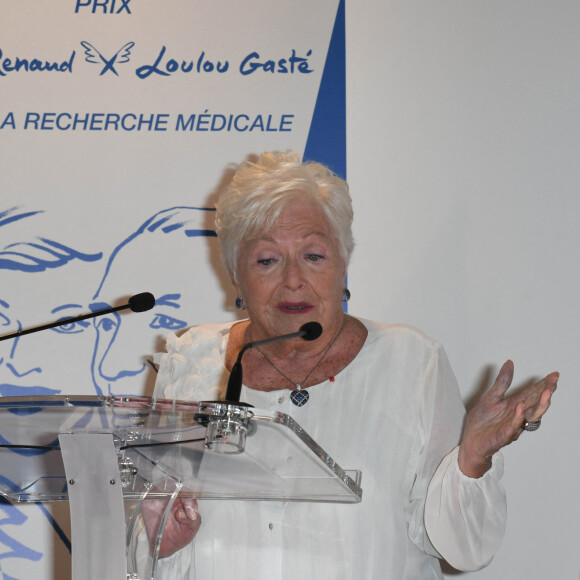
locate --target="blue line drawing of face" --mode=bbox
[0,212,103,399]
[91,206,220,397]
[0,495,43,575]
[0,478,72,579]
[0,299,93,399]
[0,208,99,579]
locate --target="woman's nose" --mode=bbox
[282,260,305,289]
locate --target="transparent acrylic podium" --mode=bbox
[0,395,362,580]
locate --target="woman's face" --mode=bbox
[236,200,346,341]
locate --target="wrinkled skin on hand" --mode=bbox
[459,360,558,478]
[141,494,201,559]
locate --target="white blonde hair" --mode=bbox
[215,151,354,282]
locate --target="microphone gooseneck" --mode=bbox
[224,322,324,403]
[0,292,156,342]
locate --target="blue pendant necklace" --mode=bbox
[255,316,346,407]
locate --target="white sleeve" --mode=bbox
[407,343,506,571]
[154,543,196,580]
[152,325,229,401]
[131,514,196,580]
[425,446,506,571]
[135,325,230,579]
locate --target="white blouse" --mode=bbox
[149,318,506,580]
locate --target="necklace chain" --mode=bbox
[255,316,347,390]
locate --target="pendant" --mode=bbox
[290,389,309,407]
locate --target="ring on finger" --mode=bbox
[522,419,541,432]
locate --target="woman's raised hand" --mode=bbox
[458,360,558,478]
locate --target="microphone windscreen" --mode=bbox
[128,292,156,313]
[300,321,323,341]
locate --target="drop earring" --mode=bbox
[235,296,246,310]
[342,287,351,302]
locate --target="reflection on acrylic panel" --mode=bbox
[0,497,42,576]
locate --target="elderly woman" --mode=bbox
[148,151,557,579]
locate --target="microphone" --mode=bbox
[128,292,156,312]
[225,322,323,403]
[0,292,156,342]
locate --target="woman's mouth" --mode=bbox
[277,302,313,314]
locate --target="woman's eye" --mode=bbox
[257,258,276,266]
[305,254,324,262]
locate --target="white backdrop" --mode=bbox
[347,1,579,578]
[1,0,578,578]
[1,1,342,577]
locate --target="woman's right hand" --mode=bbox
[458,360,558,478]
[141,495,201,558]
